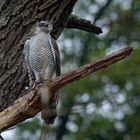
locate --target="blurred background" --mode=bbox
[2,0,140,139]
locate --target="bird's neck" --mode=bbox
[35,31,51,38]
[36,30,49,34]
[35,27,51,34]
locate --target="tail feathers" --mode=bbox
[41,106,57,125]
[40,84,58,125]
[40,85,50,107]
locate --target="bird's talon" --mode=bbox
[32,82,36,89]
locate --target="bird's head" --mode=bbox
[36,21,53,33]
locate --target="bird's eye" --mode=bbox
[39,22,48,27]
[44,23,48,27]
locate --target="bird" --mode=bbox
[23,20,61,125]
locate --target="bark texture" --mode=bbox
[0,0,78,111]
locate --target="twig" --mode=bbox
[94,0,112,23]
[66,15,102,35]
[56,115,69,140]
[0,47,133,132]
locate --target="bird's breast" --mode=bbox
[29,34,55,72]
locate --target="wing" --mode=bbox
[51,37,61,76]
[23,39,34,85]
[23,39,30,65]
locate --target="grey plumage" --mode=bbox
[24,21,56,82]
[23,39,34,85]
[28,32,55,81]
[23,21,60,124]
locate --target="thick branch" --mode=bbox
[0,47,133,132]
[66,15,102,35]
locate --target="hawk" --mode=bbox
[23,21,61,124]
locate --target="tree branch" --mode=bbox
[0,47,133,132]
[66,15,102,35]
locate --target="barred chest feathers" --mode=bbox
[29,32,56,80]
